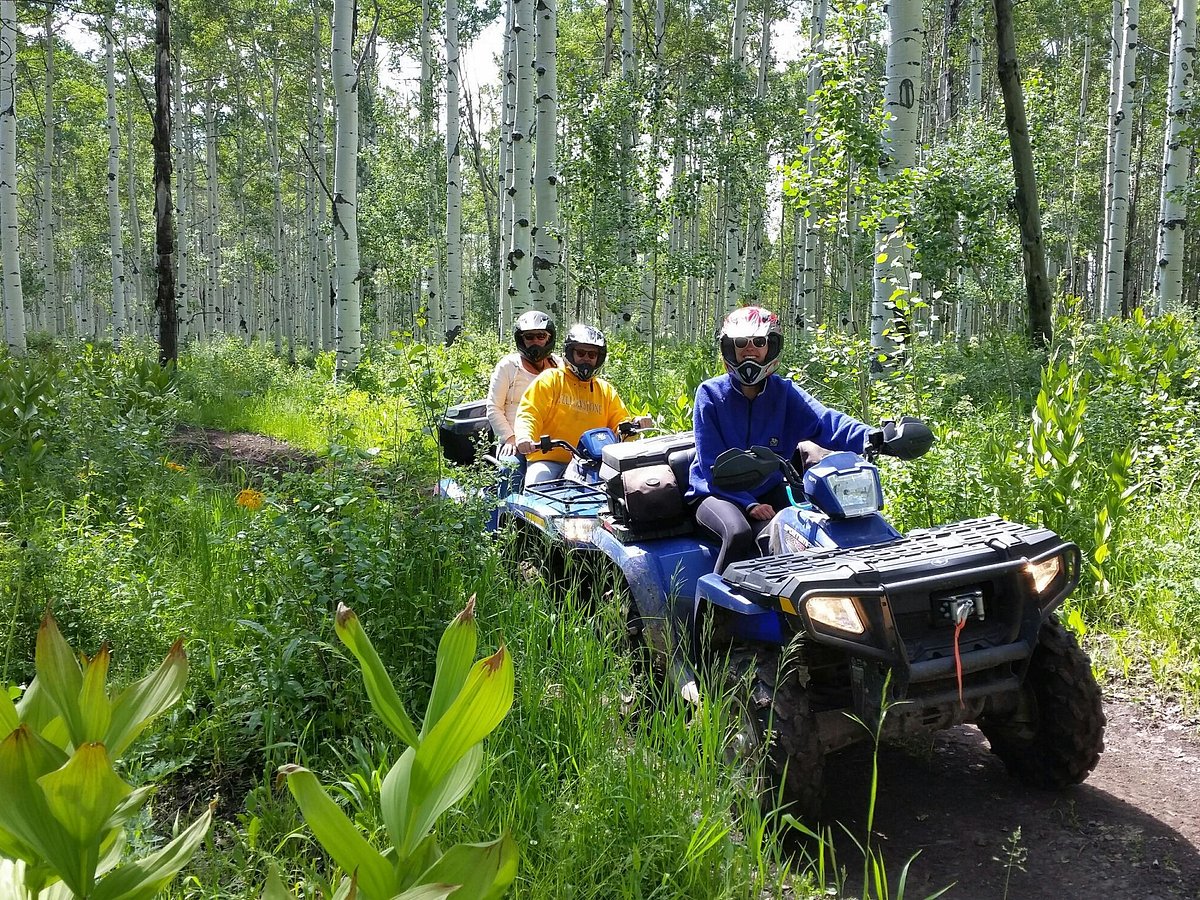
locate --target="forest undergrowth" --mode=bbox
[2,311,1199,899]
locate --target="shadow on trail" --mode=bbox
[803,724,1200,900]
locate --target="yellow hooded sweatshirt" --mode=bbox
[514,365,632,464]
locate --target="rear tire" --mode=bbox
[979,616,1105,788]
[725,648,824,821]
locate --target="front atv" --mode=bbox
[705,514,1105,817]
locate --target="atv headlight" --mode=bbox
[805,595,865,635]
[827,470,882,517]
[1027,555,1062,594]
[553,516,595,544]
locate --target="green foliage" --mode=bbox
[0,615,212,900]
[277,600,517,900]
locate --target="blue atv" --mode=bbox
[587,419,1105,817]
[438,406,1106,817]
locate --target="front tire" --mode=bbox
[979,616,1105,788]
[725,648,824,820]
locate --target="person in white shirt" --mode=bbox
[487,310,559,460]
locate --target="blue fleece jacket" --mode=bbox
[686,374,873,510]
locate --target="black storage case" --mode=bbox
[600,431,696,534]
[438,399,494,466]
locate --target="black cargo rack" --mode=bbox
[721,515,1070,601]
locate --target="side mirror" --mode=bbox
[880,417,935,460]
[712,445,781,493]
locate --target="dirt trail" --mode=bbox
[818,690,1200,899]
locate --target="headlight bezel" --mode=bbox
[804,594,866,635]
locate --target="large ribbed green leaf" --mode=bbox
[381,743,482,858]
[414,833,518,900]
[34,616,85,748]
[411,648,512,804]
[421,597,477,739]
[334,605,419,747]
[0,688,17,737]
[0,726,84,896]
[389,886,458,900]
[78,648,113,743]
[89,802,213,900]
[279,765,395,900]
[38,743,131,848]
[105,640,187,758]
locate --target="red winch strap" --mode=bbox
[953,619,967,707]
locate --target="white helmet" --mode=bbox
[720,306,783,386]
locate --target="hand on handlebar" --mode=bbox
[516,439,535,456]
[748,503,776,521]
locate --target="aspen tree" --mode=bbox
[532,0,560,319]
[0,0,22,355]
[871,0,923,364]
[105,19,128,348]
[1153,0,1196,313]
[1102,0,1139,318]
[40,3,57,335]
[507,0,535,320]
[332,0,362,372]
[445,0,464,341]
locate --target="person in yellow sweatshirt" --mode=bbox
[515,324,653,484]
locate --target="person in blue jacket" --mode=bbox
[687,306,875,573]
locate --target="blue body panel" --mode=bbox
[769,505,902,554]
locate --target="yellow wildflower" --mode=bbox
[236,488,265,511]
[164,461,187,473]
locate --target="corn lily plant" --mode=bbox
[277,597,516,900]
[0,614,213,899]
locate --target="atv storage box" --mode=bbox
[438,399,493,466]
[715,515,1080,697]
[600,431,696,538]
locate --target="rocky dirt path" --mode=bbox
[819,688,1200,899]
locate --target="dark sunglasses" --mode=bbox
[732,336,768,349]
[522,331,550,341]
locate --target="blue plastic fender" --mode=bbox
[770,505,902,553]
[591,527,716,688]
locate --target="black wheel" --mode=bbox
[725,648,824,820]
[979,616,1106,788]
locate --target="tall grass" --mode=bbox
[2,314,1199,898]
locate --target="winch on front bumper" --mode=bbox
[714,515,1081,709]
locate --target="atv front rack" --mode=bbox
[716,515,1081,703]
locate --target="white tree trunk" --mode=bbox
[204,92,223,332]
[0,0,22,354]
[126,56,144,335]
[1098,0,1124,308]
[1153,0,1196,313]
[270,65,285,354]
[332,0,362,372]
[498,0,516,330]
[105,22,127,349]
[968,0,983,108]
[314,4,332,352]
[721,0,749,315]
[444,0,464,340]
[39,4,57,336]
[532,0,560,316]
[1101,0,1139,318]
[419,0,441,335]
[743,1,772,302]
[871,0,923,362]
[507,0,535,320]
[174,64,191,346]
[798,0,828,330]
